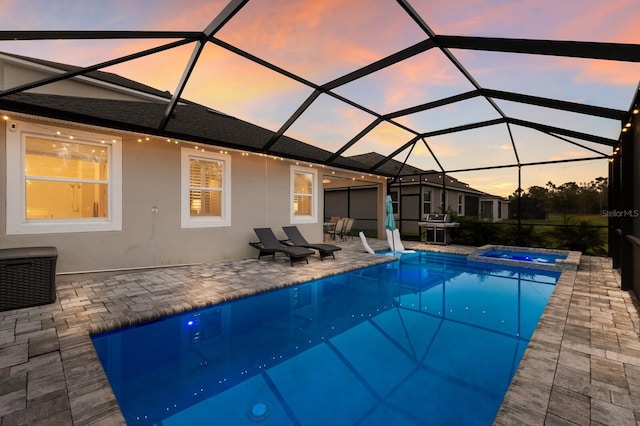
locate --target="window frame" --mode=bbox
[390,190,399,216]
[181,148,231,228]
[290,166,318,224]
[422,189,432,217]
[458,193,465,215]
[6,120,122,235]
[440,190,448,212]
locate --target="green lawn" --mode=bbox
[504,213,607,227]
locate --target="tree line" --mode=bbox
[508,177,608,218]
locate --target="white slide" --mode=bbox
[359,231,376,254]
[386,229,416,253]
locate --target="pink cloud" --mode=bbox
[550,1,640,43]
[418,0,639,45]
[575,60,640,86]
[216,0,425,82]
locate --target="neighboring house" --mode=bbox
[0,52,384,273]
[325,153,507,236]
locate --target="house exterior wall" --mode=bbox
[1,60,163,102]
[1,56,363,273]
[329,183,505,237]
[325,182,503,241]
[390,183,491,218]
[1,117,332,272]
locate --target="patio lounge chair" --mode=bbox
[282,226,342,260]
[251,228,314,266]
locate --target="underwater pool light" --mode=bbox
[248,402,270,422]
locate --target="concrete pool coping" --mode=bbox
[468,244,582,272]
[0,239,638,425]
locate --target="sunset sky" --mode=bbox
[1,0,638,196]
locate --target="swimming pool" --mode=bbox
[92,251,559,425]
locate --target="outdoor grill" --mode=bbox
[419,214,459,245]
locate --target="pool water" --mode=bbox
[92,251,559,425]
[479,249,566,264]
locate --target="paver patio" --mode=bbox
[1,239,638,425]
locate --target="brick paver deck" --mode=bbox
[1,239,638,425]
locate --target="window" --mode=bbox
[291,166,317,223]
[6,120,122,234]
[390,191,399,215]
[422,190,432,216]
[458,194,464,215]
[481,200,494,220]
[181,148,231,228]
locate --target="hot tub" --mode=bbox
[467,245,580,271]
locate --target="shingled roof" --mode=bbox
[0,90,373,173]
[1,51,174,102]
[350,152,497,195]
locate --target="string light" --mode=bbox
[3,114,383,183]
[5,116,120,145]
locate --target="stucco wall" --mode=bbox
[1,60,162,102]
[0,56,383,273]
[0,119,329,272]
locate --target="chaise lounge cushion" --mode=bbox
[251,228,314,266]
[282,226,341,260]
